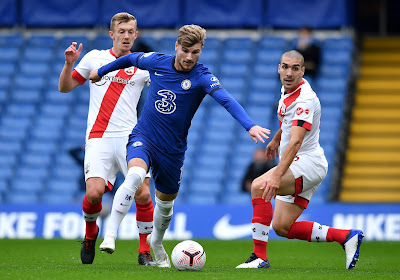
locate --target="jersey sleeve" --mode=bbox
[98,52,158,77]
[72,51,95,84]
[292,101,314,130]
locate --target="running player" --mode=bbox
[236,50,364,270]
[89,24,270,267]
[58,12,155,266]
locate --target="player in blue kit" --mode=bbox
[89,24,270,267]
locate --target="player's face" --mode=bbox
[110,20,138,56]
[278,56,305,92]
[174,42,202,72]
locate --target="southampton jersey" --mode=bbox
[72,49,150,141]
[99,52,255,154]
[277,79,324,156]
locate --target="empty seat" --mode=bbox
[19,61,50,76]
[42,192,76,205]
[14,76,46,90]
[25,139,58,154]
[23,47,54,62]
[223,49,252,63]
[11,89,41,103]
[11,178,44,193]
[21,153,52,167]
[0,153,17,167]
[321,49,352,65]
[250,77,279,92]
[0,34,23,47]
[0,47,19,62]
[0,61,17,75]
[17,167,48,180]
[47,178,79,194]
[7,193,40,204]
[186,192,218,204]
[258,36,288,50]
[40,103,71,116]
[219,63,249,77]
[224,37,254,50]
[0,125,28,140]
[190,181,223,195]
[0,140,22,153]
[256,49,282,64]
[253,64,279,78]
[322,37,354,52]
[93,35,111,49]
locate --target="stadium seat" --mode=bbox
[253,64,279,78]
[0,125,28,141]
[256,49,282,65]
[27,34,57,48]
[0,34,23,48]
[11,178,44,193]
[0,153,17,168]
[21,153,53,168]
[223,49,252,63]
[258,36,288,50]
[40,103,71,117]
[321,49,352,66]
[11,89,41,103]
[19,61,50,76]
[93,34,112,49]
[41,192,77,205]
[224,37,254,50]
[25,139,58,154]
[186,192,218,205]
[23,47,54,62]
[0,61,17,75]
[7,193,40,204]
[322,37,354,52]
[221,192,251,205]
[219,63,249,77]
[46,178,79,194]
[0,47,20,62]
[60,35,91,50]
[14,76,46,90]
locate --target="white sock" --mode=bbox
[310,222,329,242]
[106,166,146,237]
[152,197,174,247]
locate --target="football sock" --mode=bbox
[106,166,147,237]
[152,197,174,247]
[287,221,349,244]
[251,198,273,260]
[82,194,101,239]
[136,200,154,253]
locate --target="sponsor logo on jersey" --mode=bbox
[154,71,164,76]
[305,109,309,114]
[142,52,154,58]
[296,107,304,115]
[132,141,143,147]
[95,75,135,86]
[181,79,191,90]
[124,67,136,75]
[210,76,221,88]
[155,89,177,114]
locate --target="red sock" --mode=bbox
[251,198,273,260]
[327,228,350,244]
[136,200,154,253]
[82,195,102,240]
[287,221,314,241]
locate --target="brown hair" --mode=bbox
[110,12,137,32]
[177,24,206,48]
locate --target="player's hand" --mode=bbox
[89,69,101,83]
[248,125,270,144]
[260,173,280,202]
[64,42,82,64]
[266,140,279,161]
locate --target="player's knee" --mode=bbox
[250,179,263,198]
[272,221,289,237]
[85,187,103,204]
[134,182,151,204]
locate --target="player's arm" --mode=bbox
[211,88,270,143]
[272,126,306,179]
[89,52,150,82]
[59,42,83,92]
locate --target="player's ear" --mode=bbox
[175,41,179,52]
[109,30,114,40]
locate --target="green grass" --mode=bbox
[0,239,399,280]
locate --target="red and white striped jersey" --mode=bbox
[72,49,150,141]
[277,79,324,156]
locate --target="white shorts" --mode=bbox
[84,137,150,190]
[276,152,328,208]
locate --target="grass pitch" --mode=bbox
[0,239,399,280]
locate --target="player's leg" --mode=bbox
[273,153,364,269]
[134,177,156,266]
[102,158,148,247]
[147,190,177,268]
[81,138,113,264]
[237,168,287,268]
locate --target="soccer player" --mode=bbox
[89,24,270,267]
[58,12,155,266]
[236,50,364,269]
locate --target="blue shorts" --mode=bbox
[126,134,184,194]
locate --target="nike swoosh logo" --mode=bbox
[154,71,163,76]
[212,214,252,240]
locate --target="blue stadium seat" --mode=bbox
[322,37,354,52]
[253,64,279,78]
[250,77,279,92]
[21,153,53,167]
[27,34,58,48]
[40,103,71,117]
[41,192,77,205]
[321,49,352,65]
[93,34,111,49]
[258,36,288,50]
[199,48,219,64]
[0,34,23,47]
[219,77,246,92]
[52,164,82,180]
[0,153,17,167]
[7,193,40,204]
[0,89,8,102]
[0,140,22,154]
[30,125,61,141]
[23,47,54,62]
[19,61,50,76]
[0,61,17,75]
[35,115,65,129]
[316,77,348,93]
[190,181,223,195]
[11,89,41,103]
[247,90,276,107]
[219,63,249,77]
[318,92,346,107]
[319,64,350,79]
[46,179,79,194]
[224,37,254,50]
[0,125,28,140]
[11,178,44,193]
[25,139,58,154]
[60,35,91,50]
[223,49,252,63]
[256,49,282,65]
[221,192,251,205]
[14,76,46,90]
[0,47,19,62]
[17,167,48,180]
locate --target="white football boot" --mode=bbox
[146,234,171,268]
[99,234,116,254]
[342,229,364,269]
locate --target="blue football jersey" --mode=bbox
[99,52,255,154]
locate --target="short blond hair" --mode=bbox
[110,12,137,32]
[177,24,206,48]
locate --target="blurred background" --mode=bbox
[0,0,399,240]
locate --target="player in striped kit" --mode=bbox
[236,50,364,270]
[58,12,155,265]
